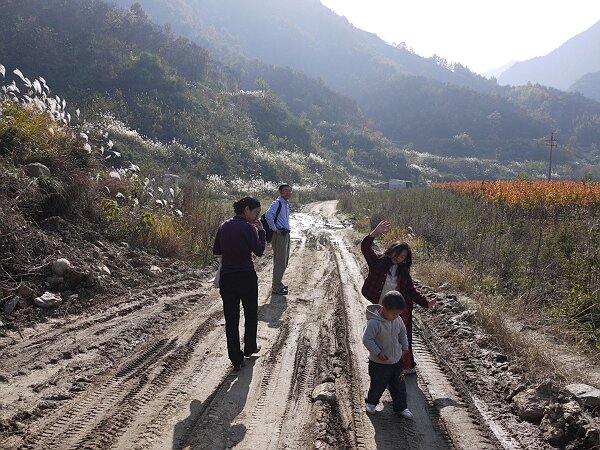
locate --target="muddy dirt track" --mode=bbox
[1,201,526,449]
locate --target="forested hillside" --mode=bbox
[571,71,600,102]
[112,0,496,96]
[113,0,600,178]
[0,0,413,185]
[2,0,599,183]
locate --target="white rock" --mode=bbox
[51,258,71,276]
[565,384,600,408]
[34,292,62,308]
[311,382,336,403]
[98,264,111,276]
[109,171,121,180]
[144,266,163,277]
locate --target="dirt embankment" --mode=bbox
[1,201,598,449]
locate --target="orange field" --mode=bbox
[432,180,600,207]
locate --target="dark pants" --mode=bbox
[366,360,407,412]
[219,271,258,365]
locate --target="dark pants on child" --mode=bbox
[366,360,407,412]
[219,271,258,365]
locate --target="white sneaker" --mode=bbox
[365,403,377,414]
[397,408,413,419]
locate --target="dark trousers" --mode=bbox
[219,271,258,365]
[366,360,407,412]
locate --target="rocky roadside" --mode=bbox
[0,214,205,335]
[415,283,600,450]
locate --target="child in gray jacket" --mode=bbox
[362,290,413,418]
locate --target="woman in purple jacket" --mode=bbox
[361,220,436,373]
[213,197,266,370]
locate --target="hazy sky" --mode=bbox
[319,0,600,74]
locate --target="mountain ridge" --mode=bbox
[498,19,600,90]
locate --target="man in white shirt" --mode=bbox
[265,184,292,295]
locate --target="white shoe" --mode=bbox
[365,403,377,414]
[397,408,413,419]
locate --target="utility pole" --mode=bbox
[546,132,557,181]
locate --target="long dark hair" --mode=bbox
[233,196,261,215]
[383,241,412,277]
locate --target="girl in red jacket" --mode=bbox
[361,220,436,373]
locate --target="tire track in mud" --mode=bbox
[2,307,222,450]
[325,223,451,450]
[1,277,201,353]
[237,233,329,449]
[275,332,317,447]
[414,315,522,450]
[71,308,223,450]
[1,285,207,376]
[0,287,212,446]
[6,338,177,449]
[177,229,337,450]
[329,279,371,450]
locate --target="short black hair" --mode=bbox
[233,196,261,214]
[278,183,291,192]
[381,290,406,310]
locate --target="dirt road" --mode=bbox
[1,201,507,449]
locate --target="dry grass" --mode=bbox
[472,294,565,384]
[414,259,474,293]
[417,257,567,383]
[146,215,186,258]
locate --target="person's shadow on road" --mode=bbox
[172,359,256,449]
[258,291,288,328]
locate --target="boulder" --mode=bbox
[34,292,62,308]
[565,384,600,409]
[24,162,51,177]
[512,387,552,423]
[540,400,584,448]
[311,382,336,403]
[51,258,71,276]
